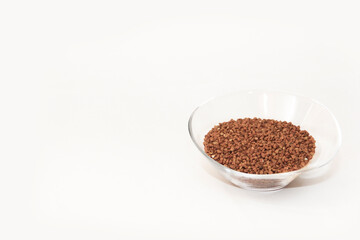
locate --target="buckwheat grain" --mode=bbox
[203,118,316,174]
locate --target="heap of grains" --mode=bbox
[204,118,316,174]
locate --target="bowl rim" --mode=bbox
[188,89,342,178]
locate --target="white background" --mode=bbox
[1,1,360,239]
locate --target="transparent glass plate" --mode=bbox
[188,90,342,191]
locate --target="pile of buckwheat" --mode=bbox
[204,118,316,174]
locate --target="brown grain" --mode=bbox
[203,118,316,174]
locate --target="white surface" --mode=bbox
[1,1,360,239]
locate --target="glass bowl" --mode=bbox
[188,90,342,191]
